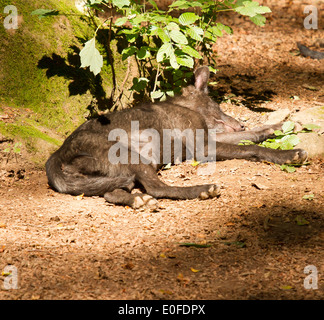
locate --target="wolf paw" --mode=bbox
[285,149,308,164]
[199,184,221,200]
[132,194,158,209]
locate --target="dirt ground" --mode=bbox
[0,1,323,300]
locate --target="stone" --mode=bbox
[264,108,290,125]
[291,106,324,158]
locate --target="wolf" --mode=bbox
[46,66,307,208]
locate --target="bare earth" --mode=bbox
[0,1,323,300]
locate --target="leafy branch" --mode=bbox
[239,121,320,172]
[31,0,272,106]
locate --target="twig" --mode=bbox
[151,63,160,100]
[112,57,132,110]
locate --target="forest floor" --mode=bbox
[0,1,323,299]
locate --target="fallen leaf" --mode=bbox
[281,285,293,290]
[163,163,171,170]
[159,289,173,295]
[75,193,84,200]
[295,215,309,226]
[122,262,135,270]
[0,222,7,228]
[252,203,266,208]
[179,242,212,248]
[263,216,271,230]
[302,84,319,91]
[191,160,200,167]
[251,182,268,190]
[177,273,190,284]
[302,194,314,201]
[190,267,200,273]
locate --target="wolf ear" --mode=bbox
[194,66,210,93]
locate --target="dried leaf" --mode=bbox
[122,262,135,270]
[281,285,293,290]
[295,215,309,226]
[0,222,7,228]
[75,193,84,201]
[190,267,200,273]
[191,160,200,167]
[302,194,314,201]
[179,242,211,248]
[177,273,190,284]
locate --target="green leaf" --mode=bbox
[151,91,164,99]
[166,90,175,97]
[238,139,255,145]
[210,26,223,37]
[115,16,128,26]
[88,0,102,5]
[205,26,224,41]
[179,12,199,26]
[148,0,158,10]
[261,140,280,149]
[295,215,310,226]
[186,26,203,41]
[235,1,271,17]
[216,23,233,35]
[169,30,188,44]
[181,45,202,59]
[121,46,137,60]
[131,77,149,91]
[112,0,130,9]
[125,32,138,43]
[279,134,300,150]
[274,130,283,136]
[169,1,191,10]
[250,14,266,26]
[176,55,194,68]
[280,165,296,173]
[31,9,59,19]
[156,43,173,62]
[79,37,103,76]
[166,22,180,31]
[156,28,171,43]
[136,47,151,60]
[169,50,179,69]
[13,143,22,154]
[302,123,321,131]
[282,121,295,134]
[302,194,314,201]
[208,66,218,74]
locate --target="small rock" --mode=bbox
[291,106,324,158]
[265,108,290,125]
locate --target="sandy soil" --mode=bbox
[0,0,323,300]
